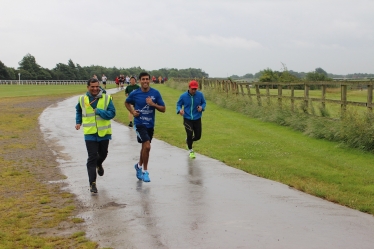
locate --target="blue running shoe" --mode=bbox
[134,163,142,180]
[142,171,150,182]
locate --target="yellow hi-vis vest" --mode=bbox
[79,94,112,137]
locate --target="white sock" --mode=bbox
[137,164,142,169]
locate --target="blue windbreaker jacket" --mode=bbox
[176,90,206,120]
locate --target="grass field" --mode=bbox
[113,84,374,214]
[1,83,373,248]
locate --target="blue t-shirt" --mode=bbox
[125,88,165,128]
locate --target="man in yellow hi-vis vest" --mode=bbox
[75,78,116,193]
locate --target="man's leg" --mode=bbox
[135,125,153,181]
[140,141,151,171]
[85,141,99,184]
[97,140,109,176]
[184,119,194,150]
[128,105,134,127]
[192,118,202,142]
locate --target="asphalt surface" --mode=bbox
[39,89,374,249]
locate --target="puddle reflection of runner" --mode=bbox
[186,159,207,236]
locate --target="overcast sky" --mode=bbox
[1,0,373,77]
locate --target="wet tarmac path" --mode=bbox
[39,89,374,249]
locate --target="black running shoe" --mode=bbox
[97,165,104,176]
[129,121,133,127]
[90,182,98,193]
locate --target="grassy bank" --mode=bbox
[113,84,374,214]
[0,85,112,248]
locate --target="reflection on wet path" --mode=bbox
[39,89,374,249]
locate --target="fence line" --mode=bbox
[0,80,115,85]
[173,78,374,114]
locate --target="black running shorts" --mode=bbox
[135,124,154,143]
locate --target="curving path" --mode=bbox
[39,89,374,249]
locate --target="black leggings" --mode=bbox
[184,118,202,150]
[85,140,109,184]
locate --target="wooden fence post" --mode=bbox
[278,85,282,109]
[367,84,373,112]
[266,85,270,104]
[256,85,262,106]
[341,84,347,115]
[291,85,295,112]
[246,84,253,103]
[321,84,326,110]
[304,83,310,113]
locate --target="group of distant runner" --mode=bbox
[75,72,206,193]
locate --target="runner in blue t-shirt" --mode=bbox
[124,72,166,182]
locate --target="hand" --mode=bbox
[197,106,202,112]
[146,96,155,106]
[75,124,81,130]
[179,109,185,116]
[132,110,140,117]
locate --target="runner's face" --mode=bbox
[87,82,100,96]
[189,87,198,96]
[130,78,136,85]
[140,76,150,90]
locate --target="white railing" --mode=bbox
[0,80,115,85]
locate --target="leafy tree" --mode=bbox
[76,64,90,80]
[315,67,328,76]
[242,73,253,79]
[305,71,331,81]
[259,68,279,82]
[38,69,52,80]
[0,60,10,80]
[168,70,179,78]
[279,71,299,82]
[229,74,240,79]
[110,67,121,79]
[278,63,299,82]
[68,59,76,69]
[18,69,34,80]
[254,71,263,79]
[18,53,42,79]
[53,63,76,80]
[305,68,332,82]
[7,67,17,80]
[289,70,306,79]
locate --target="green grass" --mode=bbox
[0,89,102,248]
[113,84,374,214]
[1,82,374,248]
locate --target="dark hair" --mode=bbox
[87,78,99,86]
[138,72,150,80]
[130,76,136,80]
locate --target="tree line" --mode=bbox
[230,64,374,82]
[0,53,209,80]
[1,54,373,82]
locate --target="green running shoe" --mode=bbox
[189,151,196,159]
